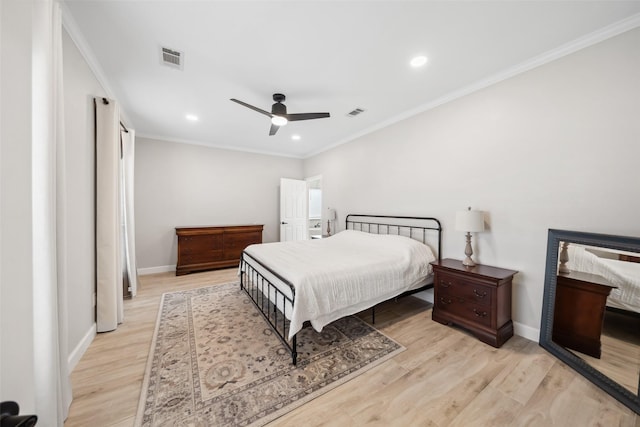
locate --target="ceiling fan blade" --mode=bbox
[285,112,331,121]
[230,98,272,117]
[269,123,279,136]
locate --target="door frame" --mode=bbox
[306,175,323,238]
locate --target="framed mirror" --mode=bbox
[540,229,640,414]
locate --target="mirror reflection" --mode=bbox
[553,242,640,395]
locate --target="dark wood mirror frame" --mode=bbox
[540,229,640,415]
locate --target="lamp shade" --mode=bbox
[327,208,337,220]
[455,209,485,232]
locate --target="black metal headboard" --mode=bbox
[345,214,442,261]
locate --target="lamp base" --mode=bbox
[463,232,476,267]
[462,256,476,267]
[558,241,570,274]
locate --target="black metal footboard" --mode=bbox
[239,252,299,365]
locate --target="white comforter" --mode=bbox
[243,230,435,340]
[567,245,640,313]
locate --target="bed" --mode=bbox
[566,244,640,314]
[239,214,442,365]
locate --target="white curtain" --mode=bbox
[121,128,138,296]
[31,0,73,423]
[95,98,124,332]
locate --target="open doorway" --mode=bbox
[306,175,322,239]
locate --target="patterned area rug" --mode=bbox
[135,282,405,426]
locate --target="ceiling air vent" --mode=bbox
[160,47,183,70]
[347,108,365,117]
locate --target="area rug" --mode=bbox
[135,282,405,426]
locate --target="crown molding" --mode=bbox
[304,13,640,159]
[136,132,304,159]
[58,3,640,160]
[60,2,114,98]
[60,1,133,127]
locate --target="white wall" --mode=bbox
[135,137,304,271]
[1,1,105,412]
[61,29,108,364]
[0,0,37,410]
[303,27,640,338]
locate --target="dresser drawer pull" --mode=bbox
[439,280,451,288]
[439,297,452,305]
[473,289,487,299]
[472,308,488,318]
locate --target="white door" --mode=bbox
[280,178,308,241]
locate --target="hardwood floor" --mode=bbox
[65,269,639,426]
[577,309,640,395]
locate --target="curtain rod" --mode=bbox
[102,97,129,133]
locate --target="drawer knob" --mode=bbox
[473,289,487,299]
[440,280,451,288]
[439,297,452,305]
[473,308,488,318]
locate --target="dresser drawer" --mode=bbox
[178,234,223,251]
[181,249,224,265]
[435,293,492,328]
[436,273,493,307]
[223,231,262,260]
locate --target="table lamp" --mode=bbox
[455,207,485,267]
[326,208,337,236]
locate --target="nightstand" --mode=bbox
[431,258,518,347]
[553,271,616,358]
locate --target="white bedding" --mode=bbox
[243,230,436,340]
[566,245,640,313]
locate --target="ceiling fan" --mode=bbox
[230,93,330,136]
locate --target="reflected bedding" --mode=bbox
[567,245,640,314]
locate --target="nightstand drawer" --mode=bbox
[436,274,492,307]
[435,294,492,328]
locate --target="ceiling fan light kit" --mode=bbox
[271,116,288,127]
[230,93,330,136]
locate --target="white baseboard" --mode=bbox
[68,323,96,372]
[137,265,175,275]
[514,321,540,343]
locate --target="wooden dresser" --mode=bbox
[431,258,518,348]
[175,225,263,275]
[553,271,616,358]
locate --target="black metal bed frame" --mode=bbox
[239,214,442,365]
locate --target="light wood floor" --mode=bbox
[65,269,640,426]
[577,310,640,395]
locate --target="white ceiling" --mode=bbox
[62,1,640,158]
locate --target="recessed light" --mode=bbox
[185,114,199,121]
[410,55,428,68]
[292,134,301,141]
